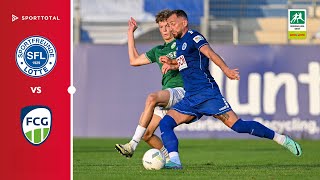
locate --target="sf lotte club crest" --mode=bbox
[16,35,57,78]
[21,106,52,146]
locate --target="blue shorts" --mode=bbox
[172,89,232,122]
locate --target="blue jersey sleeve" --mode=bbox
[191,32,208,50]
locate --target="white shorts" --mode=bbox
[153,87,185,118]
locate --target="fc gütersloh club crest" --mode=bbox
[16,35,57,78]
[21,106,52,146]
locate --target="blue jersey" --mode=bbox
[176,30,219,97]
[173,29,232,119]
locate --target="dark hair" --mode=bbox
[168,9,188,20]
[155,9,172,23]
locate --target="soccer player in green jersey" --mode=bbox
[115,10,184,161]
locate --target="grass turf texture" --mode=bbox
[73,138,320,179]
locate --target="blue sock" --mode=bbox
[160,115,178,153]
[231,119,275,140]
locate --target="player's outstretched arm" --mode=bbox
[200,45,240,80]
[127,17,150,66]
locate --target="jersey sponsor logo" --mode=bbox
[166,51,176,59]
[182,42,187,50]
[16,35,57,78]
[171,42,176,49]
[21,105,52,146]
[177,55,188,71]
[193,35,204,43]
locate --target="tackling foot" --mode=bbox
[115,143,134,158]
[282,136,302,156]
[164,160,183,169]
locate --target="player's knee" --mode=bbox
[142,131,152,142]
[145,93,158,107]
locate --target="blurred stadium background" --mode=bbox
[73,0,320,139]
[73,0,320,44]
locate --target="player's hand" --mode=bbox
[224,68,240,80]
[162,63,171,74]
[159,56,170,64]
[128,17,138,33]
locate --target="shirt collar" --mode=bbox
[164,39,175,46]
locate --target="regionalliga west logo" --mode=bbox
[288,9,307,40]
[15,35,57,78]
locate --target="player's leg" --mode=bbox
[142,110,165,149]
[141,111,170,162]
[115,90,170,158]
[115,111,165,158]
[214,110,302,156]
[129,90,170,148]
[160,109,198,169]
[139,90,171,127]
[115,112,144,158]
[142,88,185,161]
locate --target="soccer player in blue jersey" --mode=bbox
[159,10,302,169]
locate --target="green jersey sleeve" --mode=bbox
[145,46,159,63]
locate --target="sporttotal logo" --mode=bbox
[288,9,307,40]
[21,106,52,145]
[11,14,60,22]
[12,14,19,22]
[16,36,57,78]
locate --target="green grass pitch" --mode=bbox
[73,138,320,179]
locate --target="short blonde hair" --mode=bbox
[155,9,172,23]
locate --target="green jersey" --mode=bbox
[145,40,184,90]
